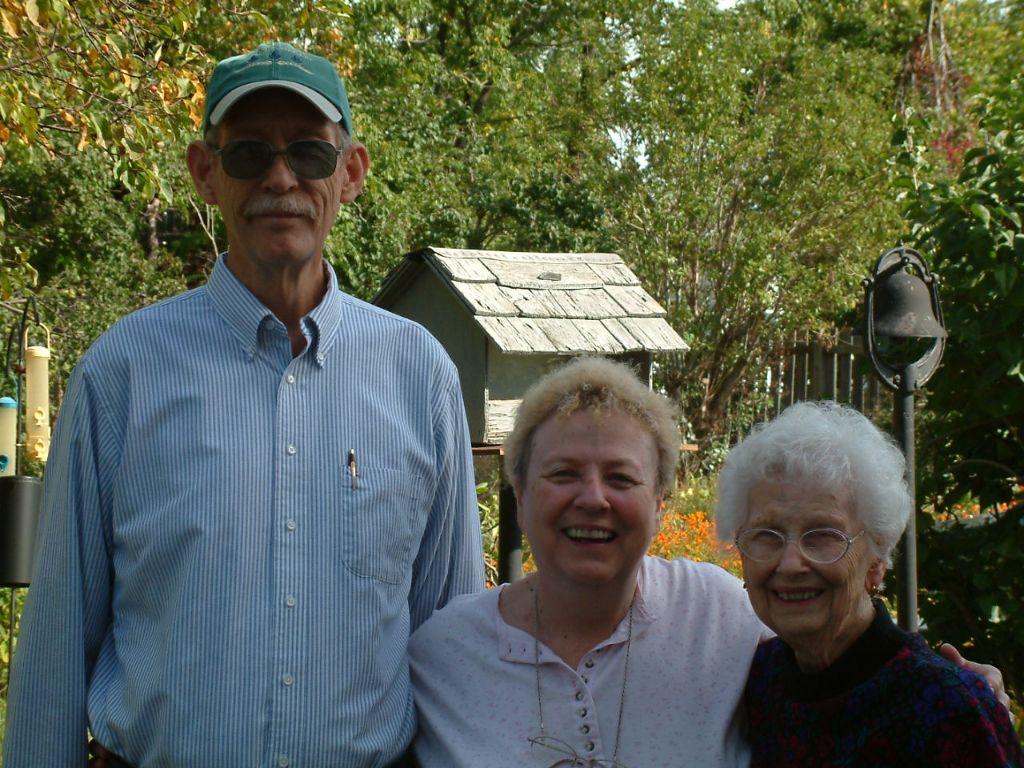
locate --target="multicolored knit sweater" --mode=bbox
[745,602,1023,767]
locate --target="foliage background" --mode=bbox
[1,0,1022,751]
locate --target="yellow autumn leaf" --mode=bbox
[187,96,203,128]
[23,0,38,26]
[1,8,20,36]
[188,80,205,121]
[40,133,55,158]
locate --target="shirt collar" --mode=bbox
[777,599,906,701]
[206,253,344,366]
[496,573,656,666]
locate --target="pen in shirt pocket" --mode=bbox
[347,448,358,489]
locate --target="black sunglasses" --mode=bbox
[209,139,344,180]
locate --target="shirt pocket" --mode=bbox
[339,466,431,584]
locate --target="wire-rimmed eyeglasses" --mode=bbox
[528,735,631,767]
[734,527,864,564]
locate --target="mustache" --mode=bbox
[243,195,317,218]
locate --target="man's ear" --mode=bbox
[339,142,370,203]
[187,141,220,205]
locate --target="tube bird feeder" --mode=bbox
[23,329,51,463]
[0,396,16,476]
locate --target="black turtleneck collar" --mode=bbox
[778,599,908,702]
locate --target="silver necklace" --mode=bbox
[532,586,634,766]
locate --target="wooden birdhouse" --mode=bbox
[374,247,688,446]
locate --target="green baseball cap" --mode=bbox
[202,42,354,137]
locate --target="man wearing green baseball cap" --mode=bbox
[5,42,484,768]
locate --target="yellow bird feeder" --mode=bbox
[23,326,51,463]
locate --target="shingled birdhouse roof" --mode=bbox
[374,247,688,354]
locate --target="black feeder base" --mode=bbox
[0,475,43,587]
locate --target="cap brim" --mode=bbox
[209,80,344,128]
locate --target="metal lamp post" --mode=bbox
[862,246,947,632]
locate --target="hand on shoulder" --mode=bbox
[938,643,1012,715]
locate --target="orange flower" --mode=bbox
[648,508,741,577]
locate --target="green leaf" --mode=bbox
[962,146,988,164]
[158,172,173,203]
[104,33,123,58]
[48,0,69,20]
[969,203,991,226]
[992,263,1018,296]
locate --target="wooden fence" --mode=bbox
[742,331,883,436]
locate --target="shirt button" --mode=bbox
[579,708,588,717]
[286,374,296,384]
[286,519,297,531]
[285,595,297,607]
[316,353,325,364]
[286,444,297,455]
[575,691,583,701]
[585,742,595,752]
[582,676,589,684]
[278,758,289,768]
[282,674,294,686]
[584,659,595,669]
[581,724,590,734]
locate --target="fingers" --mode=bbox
[937,642,964,665]
[937,644,1011,712]
[971,662,1006,702]
[996,685,1012,712]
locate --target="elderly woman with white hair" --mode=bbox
[715,401,1022,767]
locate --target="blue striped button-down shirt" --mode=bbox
[4,256,485,767]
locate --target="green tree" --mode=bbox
[603,0,911,440]
[900,83,1024,699]
[329,0,630,296]
[0,0,362,298]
